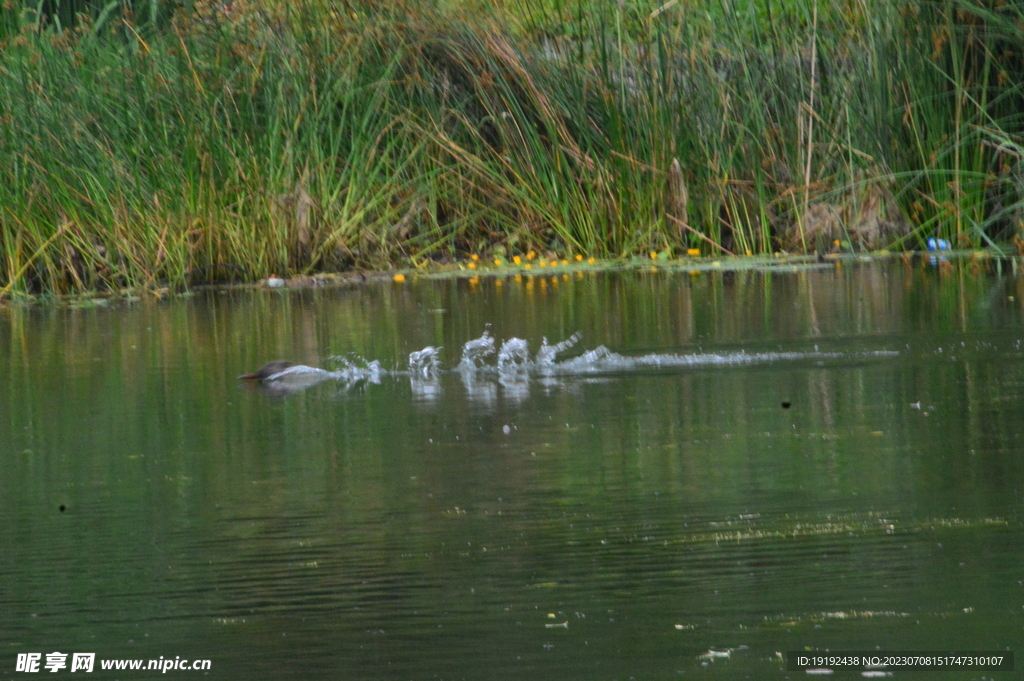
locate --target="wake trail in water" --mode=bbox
[254,329,899,398]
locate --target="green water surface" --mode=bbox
[2,260,1022,679]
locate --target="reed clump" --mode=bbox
[2,0,1023,294]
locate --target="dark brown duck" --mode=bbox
[237,360,294,381]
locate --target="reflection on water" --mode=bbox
[1,261,1023,679]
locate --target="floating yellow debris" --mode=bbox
[687,248,700,256]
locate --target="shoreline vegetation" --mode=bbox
[2,0,1024,295]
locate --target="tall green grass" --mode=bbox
[2,0,1023,294]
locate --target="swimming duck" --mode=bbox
[237,360,294,381]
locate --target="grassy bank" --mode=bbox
[1,0,1023,294]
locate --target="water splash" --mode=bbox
[246,329,899,400]
[408,346,443,402]
[536,331,583,367]
[328,356,383,390]
[409,346,443,379]
[497,338,531,372]
[458,328,496,370]
[551,348,857,373]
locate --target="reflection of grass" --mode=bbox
[2,0,1024,293]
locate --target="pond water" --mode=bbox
[2,259,1023,680]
